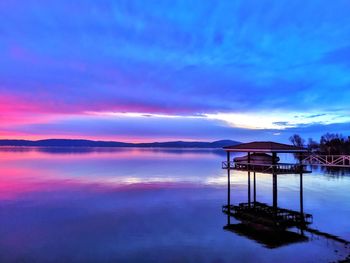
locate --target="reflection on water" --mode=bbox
[224,223,308,249]
[0,147,350,262]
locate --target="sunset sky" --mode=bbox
[1,0,350,142]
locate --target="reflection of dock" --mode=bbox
[224,223,308,248]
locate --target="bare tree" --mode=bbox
[307,138,319,152]
[289,134,305,147]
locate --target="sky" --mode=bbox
[1,0,350,143]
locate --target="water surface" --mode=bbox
[0,147,349,262]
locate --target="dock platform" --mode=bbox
[223,202,312,229]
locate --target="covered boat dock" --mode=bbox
[222,141,311,230]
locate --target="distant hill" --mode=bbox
[136,140,240,148]
[0,139,240,148]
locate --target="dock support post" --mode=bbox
[248,152,251,207]
[299,154,304,225]
[272,152,278,211]
[227,151,231,225]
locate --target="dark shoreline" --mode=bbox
[0,139,240,148]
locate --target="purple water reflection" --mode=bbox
[0,147,349,262]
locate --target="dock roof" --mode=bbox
[223,141,308,153]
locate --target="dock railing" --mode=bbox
[302,154,350,167]
[222,161,310,174]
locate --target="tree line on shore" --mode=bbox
[289,133,350,155]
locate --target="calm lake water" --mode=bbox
[0,147,350,262]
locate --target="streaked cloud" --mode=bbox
[1,0,350,141]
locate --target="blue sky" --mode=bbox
[0,0,350,142]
